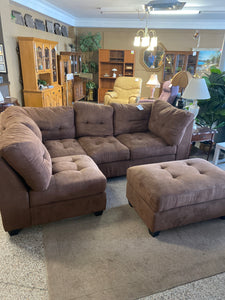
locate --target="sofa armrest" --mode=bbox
[175,120,194,160]
[104,91,118,105]
[0,158,31,232]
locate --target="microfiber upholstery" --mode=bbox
[0,123,52,191]
[127,158,225,213]
[110,102,152,136]
[24,106,75,141]
[44,139,86,158]
[117,132,176,160]
[149,100,194,146]
[104,77,142,105]
[0,106,42,140]
[29,155,106,207]
[74,102,113,137]
[78,136,130,164]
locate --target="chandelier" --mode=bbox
[133,11,158,49]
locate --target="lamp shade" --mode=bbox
[146,74,160,87]
[182,77,210,100]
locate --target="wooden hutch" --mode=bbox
[18,37,62,107]
[58,52,85,105]
[98,49,135,103]
[163,51,199,81]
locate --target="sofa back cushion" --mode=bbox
[0,123,52,191]
[149,100,194,146]
[111,102,152,136]
[74,102,113,137]
[24,106,75,141]
[1,106,42,140]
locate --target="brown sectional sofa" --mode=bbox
[0,100,194,234]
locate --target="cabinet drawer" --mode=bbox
[192,133,212,142]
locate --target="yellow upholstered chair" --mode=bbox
[104,77,142,105]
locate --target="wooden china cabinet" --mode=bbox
[163,51,199,81]
[18,37,62,107]
[58,51,85,104]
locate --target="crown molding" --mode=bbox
[12,0,76,25]
[74,18,225,30]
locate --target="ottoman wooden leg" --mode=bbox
[148,229,160,237]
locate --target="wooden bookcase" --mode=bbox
[18,37,62,107]
[163,51,199,81]
[98,49,135,103]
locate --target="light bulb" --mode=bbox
[133,36,141,47]
[141,36,150,47]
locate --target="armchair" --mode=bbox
[158,80,179,105]
[104,77,142,105]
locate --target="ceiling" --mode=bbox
[12,0,225,30]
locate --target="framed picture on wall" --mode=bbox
[195,48,222,76]
[0,44,7,73]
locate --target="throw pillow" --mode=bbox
[149,100,194,146]
[0,123,52,191]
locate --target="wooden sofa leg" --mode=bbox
[148,229,160,237]
[94,211,103,216]
[8,229,21,236]
[220,216,225,220]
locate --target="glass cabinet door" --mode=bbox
[51,48,57,82]
[64,61,68,79]
[44,46,50,70]
[164,54,175,81]
[187,54,198,75]
[36,44,44,71]
[175,54,186,73]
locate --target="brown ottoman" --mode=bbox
[126,158,225,237]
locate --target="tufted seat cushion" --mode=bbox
[117,132,176,160]
[127,158,225,213]
[78,136,130,164]
[30,155,106,207]
[44,139,86,158]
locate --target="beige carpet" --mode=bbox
[43,204,225,300]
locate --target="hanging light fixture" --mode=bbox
[133,11,158,49]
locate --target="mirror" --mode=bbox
[140,43,166,71]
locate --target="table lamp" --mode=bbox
[146,74,160,99]
[182,77,210,130]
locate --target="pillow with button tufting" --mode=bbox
[149,100,194,146]
[0,106,42,140]
[0,123,52,191]
[74,102,113,137]
[24,106,75,141]
[110,102,152,136]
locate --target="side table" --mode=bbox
[190,127,217,160]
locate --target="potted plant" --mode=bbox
[79,32,101,52]
[197,66,225,130]
[86,81,96,101]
